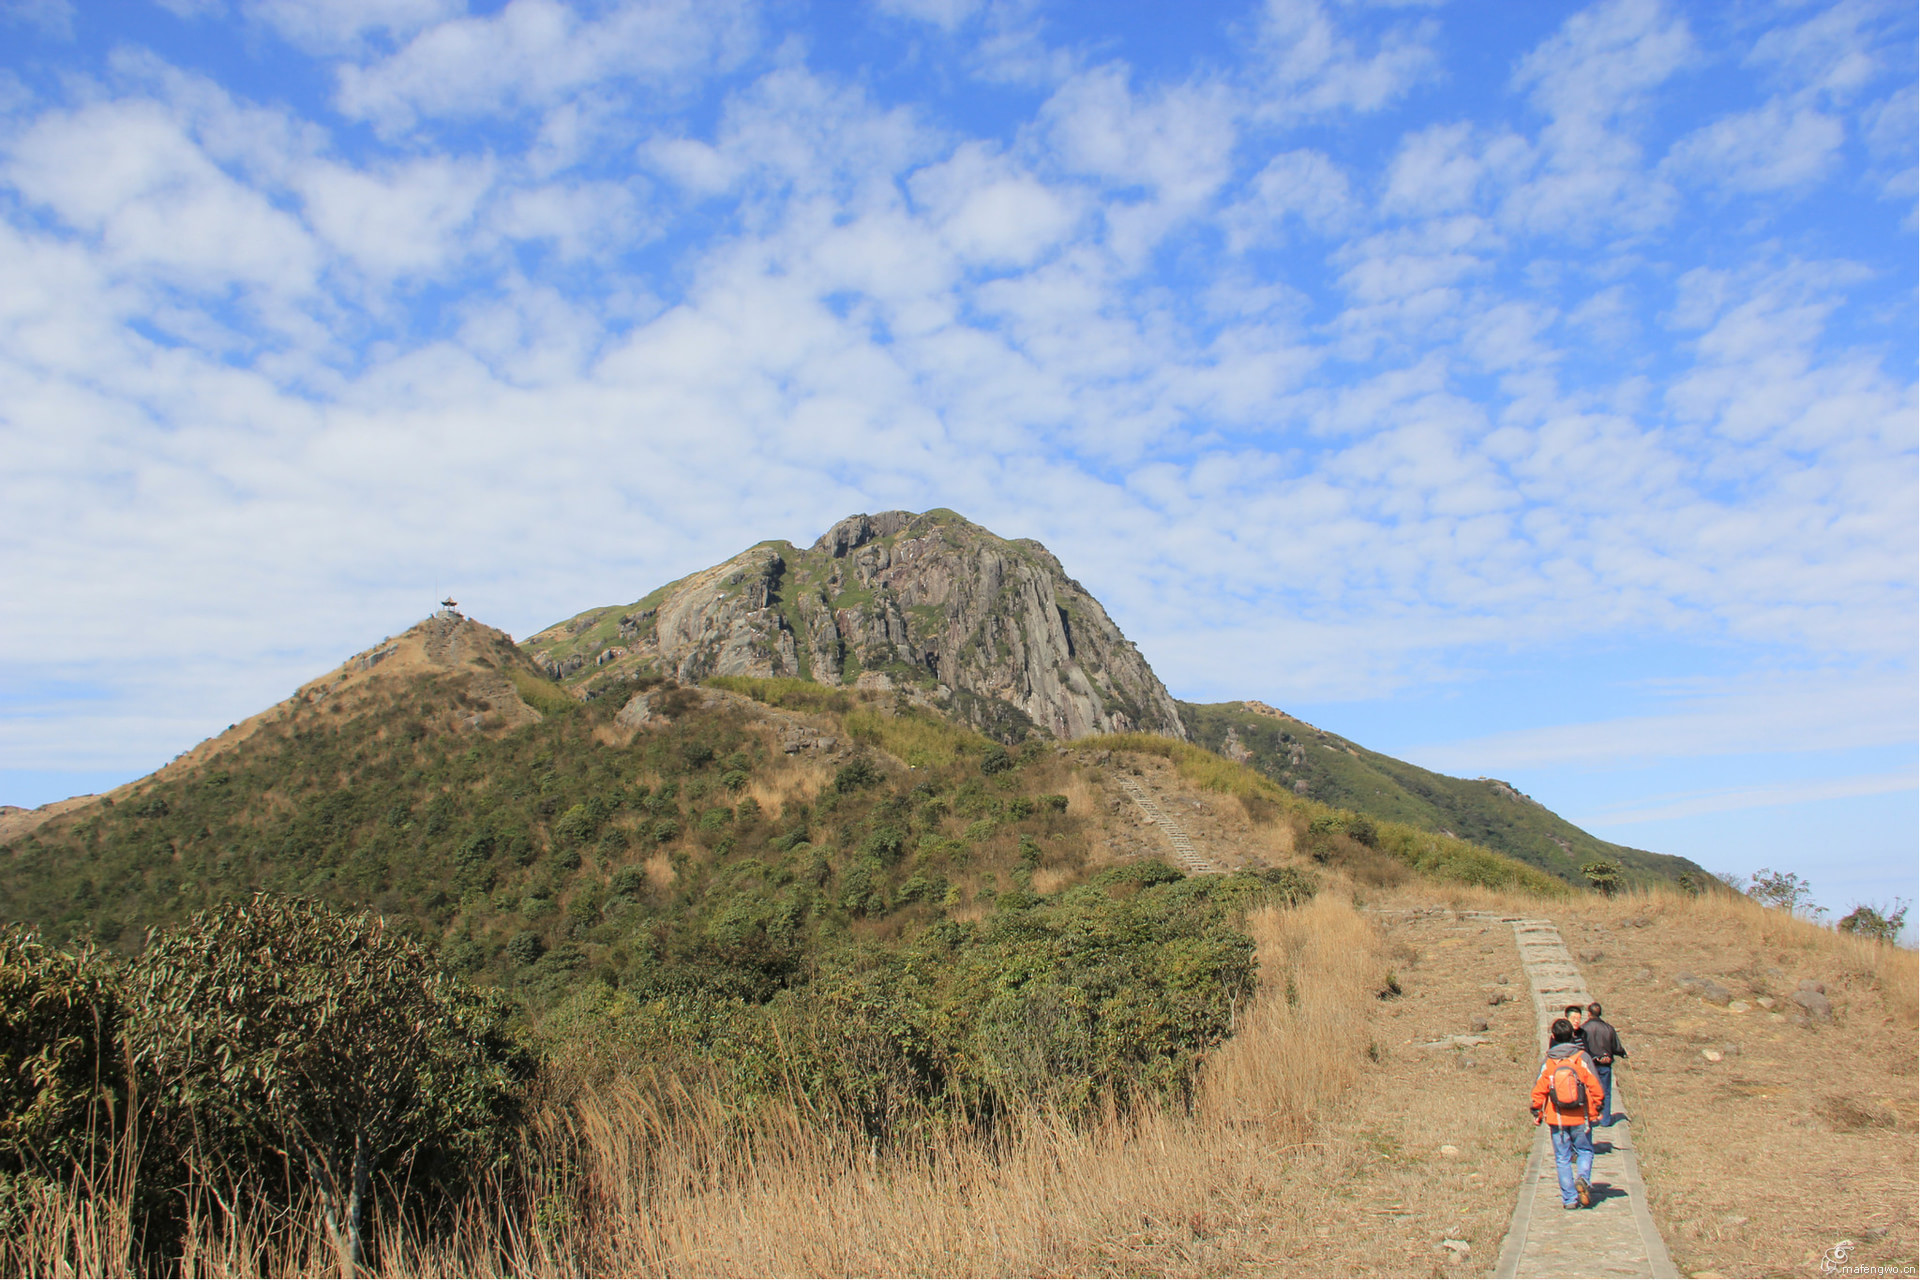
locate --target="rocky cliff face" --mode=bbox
[523,510,1187,742]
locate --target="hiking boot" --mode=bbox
[1576,1177,1592,1207]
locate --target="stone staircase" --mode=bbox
[1115,776,1218,875]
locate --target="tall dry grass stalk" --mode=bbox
[7,897,1385,1278]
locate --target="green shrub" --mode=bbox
[1837,901,1909,943]
[553,803,598,845]
[860,826,906,865]
[1581,859,1621,896]
[1094,862,1186,890]
[128,897,530,1266]
[835,758,882,793]
[979,745,1012,775]
[0,929,124,1183]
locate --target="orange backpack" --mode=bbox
[1549,1060,1587,1111]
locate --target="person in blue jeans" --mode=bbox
[1579,1001,1628,1125]
[1529,1017,1604,1207]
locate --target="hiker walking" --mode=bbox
[1530,1017,1605,1209]
[1579,1001,1628,1126]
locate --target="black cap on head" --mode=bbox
[1550,1017,1576,1044]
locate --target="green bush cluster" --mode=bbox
[1,898,529,1267]
[541,863,1313,1142]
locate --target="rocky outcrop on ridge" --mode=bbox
[523,509,1187,742]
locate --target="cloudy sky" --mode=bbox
[2,0,1914,917]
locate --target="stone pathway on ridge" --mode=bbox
[1476,913,1678,1280]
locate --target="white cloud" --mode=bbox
[334,0,758,130]
[1040,65,1235,204]
[1503,0,1693,236]
[1250,0,1438,119]
[1748,0,1893,103]
[1,0,70,38]
[1664,100,1844,193]
[910,142,1078,267]
[642,136,743,195]
[490,179,648,260]
[3,99,319,292]
[1037,65,1237,261]
[1222,148,1354,249]
[242,0,462,53]
[1382,123,1481,216]
[872,0,983,33]
[295,155,494,278]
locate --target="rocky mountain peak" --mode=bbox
[526,510,1187,743]
[810,509,924,557]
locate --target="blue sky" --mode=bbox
[1,0,1914,922]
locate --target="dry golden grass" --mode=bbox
[737,750,835,818]
[1028,866,1073,894]
[1054,768,1106,822]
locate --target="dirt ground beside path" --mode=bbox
[1549,898,1920,1279]
[1242,907,1541,1278]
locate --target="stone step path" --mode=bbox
[1461,912,1676,1280]
[1114,776,1218,875]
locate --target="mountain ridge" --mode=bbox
[1,509,1708,892]
[1178,699,1700,887]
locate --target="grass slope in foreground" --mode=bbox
[1179,700,1707,889]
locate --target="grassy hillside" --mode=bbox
[0,650,1565,999]
[1179,700,1707,888]
[0,662,1320,1041]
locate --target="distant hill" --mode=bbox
[1179,700,1703,889]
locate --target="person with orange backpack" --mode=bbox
[1530,1016,1605,1208]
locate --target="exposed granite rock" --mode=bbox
[1790,987,1833,1022]
[523,509,1187,742]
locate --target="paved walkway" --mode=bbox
[1114,776,1218,874]
[1471,913,1677,1280]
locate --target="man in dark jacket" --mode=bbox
[1580,1001,1628,1126]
